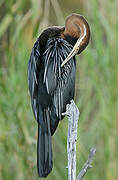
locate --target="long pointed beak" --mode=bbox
[61,44,79,67]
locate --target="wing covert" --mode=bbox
[42,38,76,119]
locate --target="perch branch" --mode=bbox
[76,148,96,180]
[62,100,80,180]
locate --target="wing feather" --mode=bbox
[28,37,76,122]
[43,38,76,119]
[28,40,40,121]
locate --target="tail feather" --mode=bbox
[37,109,53,178]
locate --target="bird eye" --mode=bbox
[76,47,79,52]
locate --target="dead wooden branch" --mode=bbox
[63,100,96,180]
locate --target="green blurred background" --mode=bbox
[0,0,118,179]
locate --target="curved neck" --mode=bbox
[61,14,90,53]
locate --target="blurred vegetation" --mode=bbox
[0,0,118,179]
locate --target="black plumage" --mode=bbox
[28,27,76,177]
[28,13,90,178]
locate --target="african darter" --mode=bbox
[28,13,90,178]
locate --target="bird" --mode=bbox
[28,13,90,178]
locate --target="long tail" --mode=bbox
[37,109,52,178]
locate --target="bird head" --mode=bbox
[61,14,90,67]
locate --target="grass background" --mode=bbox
[0,0,118,179]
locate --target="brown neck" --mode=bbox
[61,14,90,53]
